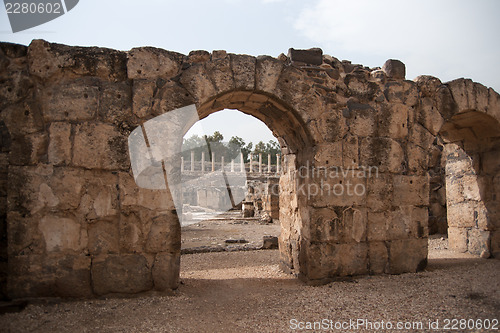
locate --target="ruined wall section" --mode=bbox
[1,40,499,297]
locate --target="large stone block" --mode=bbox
[468,228,490,256]
[28,39,127,81]
[392,175,429,206]
[39,215,87,253]
[205,55,234,93]
[179,63,216,104]
[48,122,71,165]
[387,238,427,274]
[127,47,183,80]
[88,220,119,255]
[91,254,153,295]
[231,54,256,90]
[382,59,405,80]
[416,97,445,135]
[98,81,134,125]
[359,137,404,173]
[73,122,130,170]
[367,211,390,241]
[368,241,388,274]
[40,78,99,121]
[366,173,393,212]
[288,48,323,66]
[152,252,180,291]
[145,212,181,253]
[119,172,174,211]
[447,202,476,228]
[309,207,366,243]
[8,254,92,298]
[306,170,367,207]
[256,56,284,93]
[448,227,468,253]
[388,206,428,240]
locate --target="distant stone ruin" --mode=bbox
[0,40,499,298]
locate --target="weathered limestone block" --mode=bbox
[346,101,377,137]
[392,175,429,206]
[205,56,233,93]
[447,79,490,114]
[359,137,404,173]
[414,75,442,98]
[0,102,44,136]
[382,59,405,80]
[366,173,393,212]
[467,228,490,256]
[127,47,183,80]
[8,131,47,166]
[38,215,87,252]
[487,88,500,120]
[7,212,45,256]
[91,254,153,295]
[179,63,217,105]
[88,220,119,255]
[73,122,129,170]
[153,80,195,117]
[407,144,429,175]
[48,122,71,165]
[40,78,99,121]
[368,241,389,274]
[387,238,427,274]
[388,206,428,240]
[308,207,366,243]
[409,122,435,149]
[288,48,323,66]
[145,212,181,253]
[317,109,348,142]
[132,79,156,118]
[313,142,342,166]
[152,252,180,291]
[415,97,445,135]
[256,56,285,93]
[342,134,358,167]
[119,172,174,211]
[367,211,390,241]
[383,81,418,106]
[378,103,408,139]
[98,81,134,125]
[448,227,468,253]
[187,50,210,63]
[28,39,127,81]
[8,253,92,298]
[307,171,367,207]
[344,75,379,101]
[231,54,256,90]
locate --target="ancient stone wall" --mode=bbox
[0,40,499,298]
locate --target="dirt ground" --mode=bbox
[0,226,499,332]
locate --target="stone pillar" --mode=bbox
[259,153,262,173]
[190,151,194,172]
[268,154,271,173]
[231,159,234,172]
[240,153,244,172]
[276,154,280,174]
[211,152,215,172]
[181,156,184,172]
[221,156,225,172]
[201,152,205,174]
[249,154,253,173]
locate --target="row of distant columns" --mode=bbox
[181,152,280,173]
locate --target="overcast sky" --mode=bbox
[1,0,499,144]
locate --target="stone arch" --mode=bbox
[415,76,500,258]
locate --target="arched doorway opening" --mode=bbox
[179,109,282,251]
[439,111,500,258]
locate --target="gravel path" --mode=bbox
[1,237,499,333]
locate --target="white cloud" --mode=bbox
[294,0,500,91]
